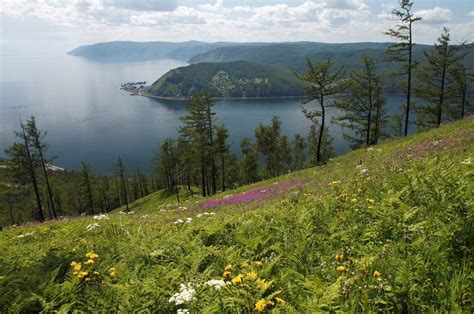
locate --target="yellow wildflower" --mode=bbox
[366,198,375,203]
[84,259,94,265]
[224,264,233,271]
[255,261,263,267]
[335,254,344,262]
[246,271,258,281]
[336,265,346,272]
[73,263,82,272]
[374,271,381,279]
[275,297,286,305]
[232,274,243,285]
[85,252,99,259]
[70,261,78,267]
[77,271,88,279]
[351,198,357,203]
[256,278,270,291]
[93,271,100,276]
[267,300,275,307]
[84,277,91,282]
[255,299,267,312]
[109,267,117,277]
[223,271,231,279]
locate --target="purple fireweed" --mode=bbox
[195,179,301,210]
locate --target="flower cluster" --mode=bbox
[169,283,196,305]
[204,279,229,290]
[70,252,100,283]
[86,223,100,232]
[93,214,109,220]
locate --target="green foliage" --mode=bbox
[1,116,472,312]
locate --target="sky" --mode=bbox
[1,0,473,53]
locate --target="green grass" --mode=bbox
[1,117,473,312]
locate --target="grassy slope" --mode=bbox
[0,117,473,312]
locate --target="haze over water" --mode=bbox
[0,50,405,173]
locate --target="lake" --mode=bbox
[0,51,408,173]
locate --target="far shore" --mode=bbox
[139,91,307,101]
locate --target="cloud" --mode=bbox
[415,7,452,24]
[325,0,367,10]
[468,11,474,17]
[102,0,178,12]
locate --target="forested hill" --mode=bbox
[67,41,242,62]
[188,42,432,71]
[146,61,307,98]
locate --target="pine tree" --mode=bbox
[449,56,473,119]
[384,0,422,136]
[333,55,387,148]
[295,57,345,164]
[307,123,334,166]
[255,116,283,178]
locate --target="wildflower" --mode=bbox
[256,278,270,290]
[86,223,100,231]
[366,198,375,203]
[336,266,346,272]
[85,252,99,259]
[223,271,231,279]
[461,157,473,165]
[335,254,344,262]
[241,261,250,268]
[246,271,258,281]
[177,310,190,314]
[374,271,382,279]
[84,277,91,282]
[174,219,184,224]
[127,211,135,214]
[328,180,342,186]
[11,224,17,228]
[109,267,117,277]
[368,205,375,210]
[185,218,192,223]
[93,271,100,276]
[267,300,275,307]
[255,299,267,312]
[169,283,196,305]
[224,264,233,271]
[204,279,229,290]
[72,263,82,272]
[255,261,263,267]
[93,214,109,220]
[17,232,34,238]
[84,259,94,265]
[351,198,357,203]
[275,297,286,305]
[77,271,88,279]
[232,274,243,285]
[196,213,203,218]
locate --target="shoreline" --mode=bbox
[138,91,307,101]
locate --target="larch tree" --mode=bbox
[25,116,57,218]
[239,137,259,184]
[80,162,95,215]
[115,156,129,212]
[449,56,473,119]
[292,134,306,171]
[332,55,387,148]
[215,123,230,192]
[384,0,422,136]
[415,28,468,129]
[295,57,345,164]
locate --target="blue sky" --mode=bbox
[1,0,473,52]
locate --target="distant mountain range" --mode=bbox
[69,41,473,98]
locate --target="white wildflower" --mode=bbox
[177,309,190,314]
[185,218,193,223]
[205,279,229,290]
[17,232,34,238]
[93,214,109,220]
[209,212,216,216]
[86,223,100,231]
[174,219,184,224]
[260,189,266,193]
[196,213,203,218]
[127,211,135,215]
[169,283,196,305]
[432,140,440,146]
[178,206,187,211]
[141,215,149,219]
[461,157,473,165]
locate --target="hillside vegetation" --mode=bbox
[146,61,307,98]
[0,117,473,312]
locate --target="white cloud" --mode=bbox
[415,7,453,24]
[325,0,367,10]
[468,11,474,17]
[103,0,178,12]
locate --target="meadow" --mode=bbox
[0,117,473,312]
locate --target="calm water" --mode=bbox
[0,51,406,173]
